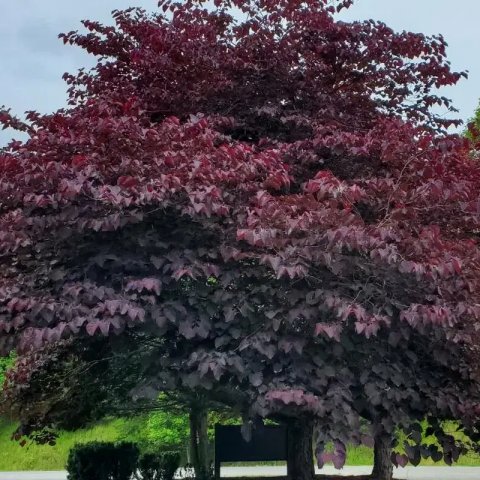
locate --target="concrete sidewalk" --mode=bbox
[223,465,480,479]
[1,466,480,479]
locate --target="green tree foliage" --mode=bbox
[145,410,189,448]
[466,101,480,141]
[0,352,14,388]
[144,409,239,448]
[465,102,480,161]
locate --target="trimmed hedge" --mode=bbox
[136,451,181,480]
[66,441,139,480]
[66,442,181,480]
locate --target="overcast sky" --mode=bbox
[1,0,479,145]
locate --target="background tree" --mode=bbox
[1,1,480,480]
[465,100,480,159]
[466,101,480,138]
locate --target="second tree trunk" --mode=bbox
[371,431,393,480]
[287,419,315,480]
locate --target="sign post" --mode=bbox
[214,424,288,479]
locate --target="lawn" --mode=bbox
[1,417,480,471]
[0,417,141,471]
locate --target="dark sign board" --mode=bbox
[214,424,287,478]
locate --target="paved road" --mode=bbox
[1,466,480,479]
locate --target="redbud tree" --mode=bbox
[1,1,480,479]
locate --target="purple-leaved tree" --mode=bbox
[2,2,480,479]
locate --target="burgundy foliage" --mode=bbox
[1,0,480,470]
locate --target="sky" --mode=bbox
[0,0,479,145]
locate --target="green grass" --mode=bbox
[0,417,143,471]
[333,441,480,467]
[344,445,373,465]
[2,416,480,471]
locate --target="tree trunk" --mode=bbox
[189,407,210,480]
[371,431,393,480]
[287,419,315,480]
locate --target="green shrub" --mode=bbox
[136,451,181,480]
[66,441,139,480]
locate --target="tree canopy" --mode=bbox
[1,1,480,479]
